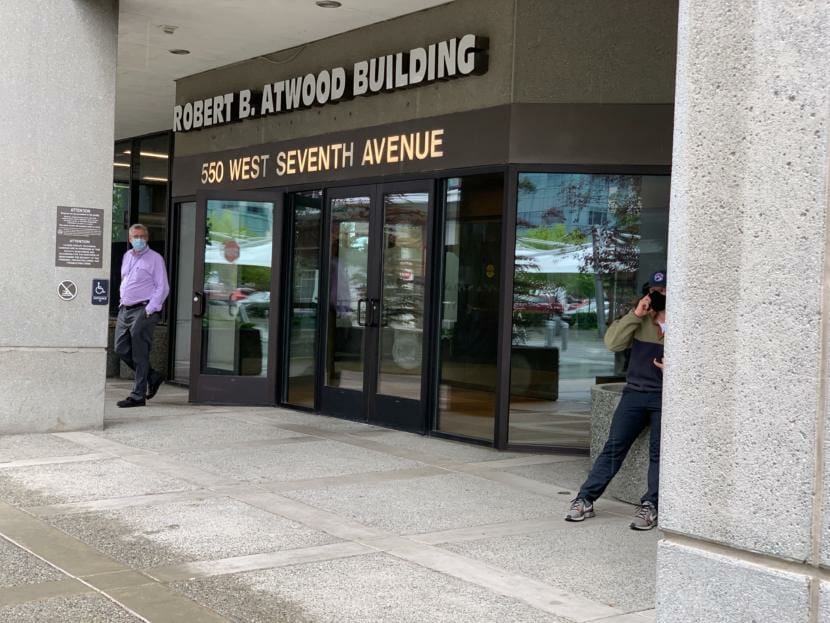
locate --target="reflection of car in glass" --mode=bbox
[563,297,610,318]
[513,294,564,316]
[229,286,257,301]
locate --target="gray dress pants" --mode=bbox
[114,304,160,400]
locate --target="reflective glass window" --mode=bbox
[200,199,274,377]
[508,173,670,448]
[435,173,504,441]
[285,191,322,407]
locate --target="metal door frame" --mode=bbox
[188,189,283,405]
[318,184,376,419]
[317,181,433,432]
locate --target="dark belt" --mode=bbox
[122,300,149,310]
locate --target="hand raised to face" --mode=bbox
[634,294,651,318]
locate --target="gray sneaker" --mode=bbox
[565,497,595,522]
[630,502,658,530]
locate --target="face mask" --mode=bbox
[131,238,147,252]
[648,290,666,312]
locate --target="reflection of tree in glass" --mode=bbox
[521,223,587,249]
[575,175,642,335]
[514,174,642,336]
[581,176,641,275]
[209,210,250,244]
[112,185,129,240]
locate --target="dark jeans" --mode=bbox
[114,304,160,401]
[578,388,662,507]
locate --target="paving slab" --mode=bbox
[104,386,242,421]
[441,517,659,612]
[173,552,567,623]
[0,593,141,622]
[46,497,340,569]
[498,458,592,492]
[0,435,94,463]
[167,440,423,483]
[0,379,658,622]
[356,430,525,463]
[283,472,556,534]
[0,458,198,507]
[248,409,390,433]
[104,403,237,421]
[0,538,65,588]
[94,415,305,451]
[0,578,91,607]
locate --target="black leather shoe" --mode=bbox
[117,397,146,408]
[146,373,165,400]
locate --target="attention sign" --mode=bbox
[55,206,104,268]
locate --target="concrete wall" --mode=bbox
[0,0,117,432]
[513,0,678,104]
[175,0,679,159]
[659,0,830,620]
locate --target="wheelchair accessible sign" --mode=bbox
[91,279,109,305]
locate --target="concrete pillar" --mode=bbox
[658,1,830,620]
[0,1,117,432]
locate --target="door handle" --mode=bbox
[357,298,368,327]
[192,292,205,318]
[369,299,381,327]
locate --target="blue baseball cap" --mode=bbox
[649,270,667,288]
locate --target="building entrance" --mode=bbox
[319,181,433,432]
[189,190,282,404]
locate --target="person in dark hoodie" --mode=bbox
[565,270,667,530]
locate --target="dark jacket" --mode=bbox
[604,311,664,392]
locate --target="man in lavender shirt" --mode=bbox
[114,224,170,407]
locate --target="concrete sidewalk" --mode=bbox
[0,381,657,622]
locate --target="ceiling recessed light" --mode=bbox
[169,49,190,55]
[316,1,342,7]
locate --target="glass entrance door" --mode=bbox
[320,182,432,431]
[189,191,281,404]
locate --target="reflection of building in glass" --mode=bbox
[517,173,646,234]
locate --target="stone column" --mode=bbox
[0,0,117,433]
[658,1,830,620]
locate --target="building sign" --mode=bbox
[173,106,510,196]
[173,34,487,133]
[277,128,444,175]
[198,128,443,185]
[55,206,104,268]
